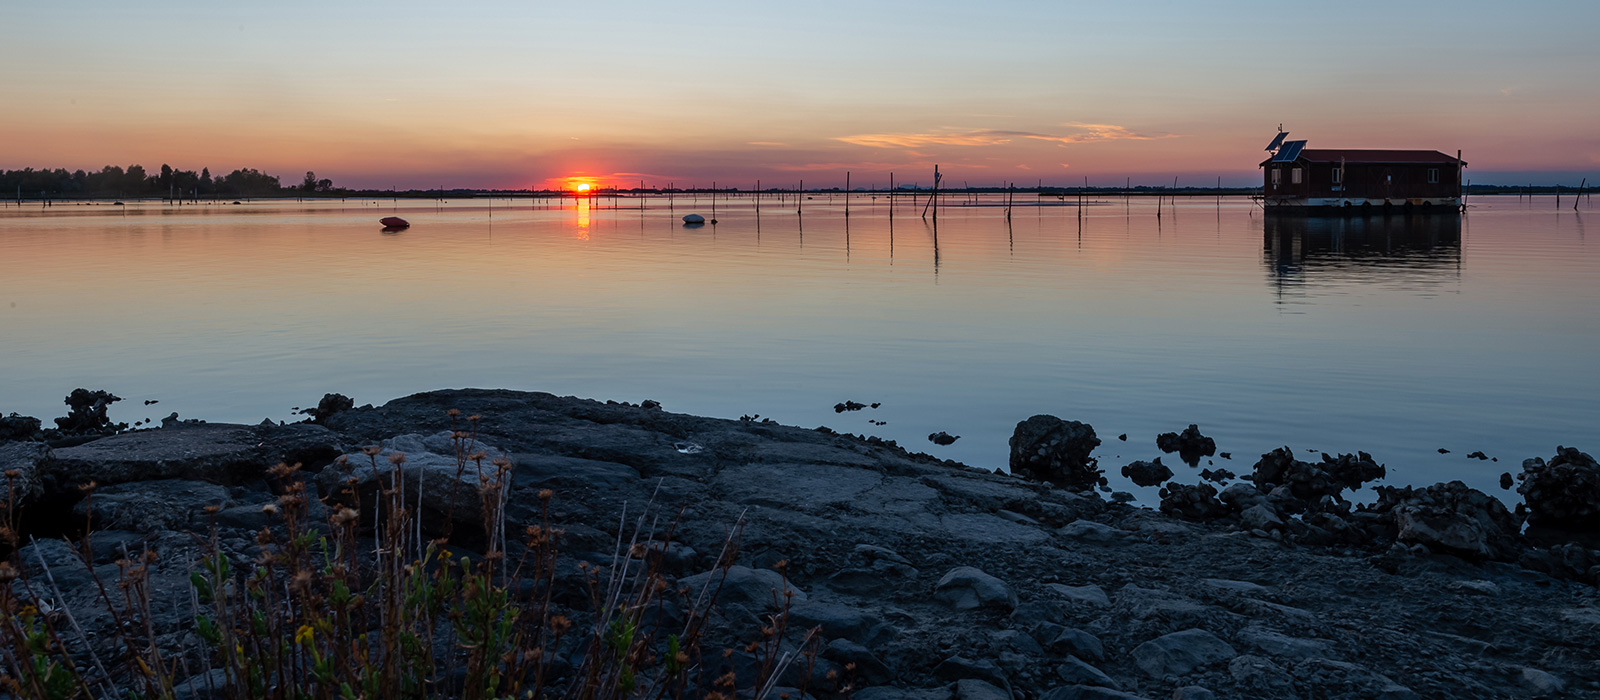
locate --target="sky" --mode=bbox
[2,0,1596,189]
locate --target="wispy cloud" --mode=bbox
[747,141,787,146]
[836,123,1176,149]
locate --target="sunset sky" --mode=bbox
[2,0,1596,189]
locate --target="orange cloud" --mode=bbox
[835,123,1176,149]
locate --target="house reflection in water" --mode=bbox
[1262,214,1461,299]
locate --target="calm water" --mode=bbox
[2,194,1596,499]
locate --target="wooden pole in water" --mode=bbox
[1577,178,1587,212]
[845,172,850,217]
[798,180,803,214]
[921,165,939,219]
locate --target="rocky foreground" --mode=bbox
[3,389,1599,699]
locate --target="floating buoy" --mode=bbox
[682,214,705,224]
[379,216,409,228]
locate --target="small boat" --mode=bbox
[682,214,705,224]
[379,216,409,228]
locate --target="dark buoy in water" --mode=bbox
[379,216,409,228]
[682,213,705,224]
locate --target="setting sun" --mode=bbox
[575,183,591,192]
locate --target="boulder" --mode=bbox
[679,565,804,610]
[1237,627,1329,660]
[1155,425,1216,467]
[316,432,512,532]
[789,601,892,647]
[1249,448,1384,510]
[1517,446,1600,532]
[1044,582,1110,607]
[53,389,126,436]
[1044,627,1105,661]
[953,679,1010,700]
[1009,415,1101,489]
[1121,458,1172,487]
[1040,686,1153,700]
[0,413,43,442]
[1171,688,1215,700]
[1372,480,1523,560]
[932,656,1010,691]
[1130,629,1237,678]
[1228,655,1293,694]
[934,566,1017,612]
[821,639,894,685]
[1157,482,1227,521]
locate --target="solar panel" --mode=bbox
[1265,132,1288,152]
[1273,140,1306,162]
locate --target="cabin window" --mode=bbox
[1427,168,1440,184]
[1271,168,1281,186]
[1291,168,1302,184]
[1331,168,1342,184]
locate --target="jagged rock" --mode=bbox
[1009,415,1101,490]
[934,566,1017,612]
[1156,425,1216,466]
[1198,468,1234,483]
[1240,504,1284,531]
[1519,666,1565,695]
[1217,482,1266,511]
[1046,627,1106,661]
[1158,482,1227,521]
[315,432,512,532]
[1249,448,1385,510]
[1121,458,1172,487]
[1517,446,1600,532]
[1372,480,1523,560]
[0,413,43,442]
[53,389,126,435]
[929,431,960,446]
[1130,629,1237,678]
[302,393,355,424]
[73,479,231,533]
[1171,688,1216,700]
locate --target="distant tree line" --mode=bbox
[0,164,347,199]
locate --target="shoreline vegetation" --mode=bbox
[1,388,1597,698]
[1,165,1592,203]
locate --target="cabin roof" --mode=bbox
[1259,149,1465,167]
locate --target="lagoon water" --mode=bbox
[2,194,1596,499]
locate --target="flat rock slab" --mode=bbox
[1046,583,1111,607]
[1131,628,1237,678]
[49,424,261,486]
[712,463,884,511]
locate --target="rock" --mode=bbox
[1240,504,1284,531]
[1373,480,1523,560]
[1121,458,1172,487]
[821,639,893,685]
[789,601,892,647]
[74,479,231,533]
[1500,472,1513,490]
[0,441,50,504]
[680,565,805,610]
[1130,629,1237,678]
[1057,656,1119,688]
[834,401,867,413]
[1045,628,1106,661]
[1059,520,1128,543]
[1519,666,1565,695]
[682,213,705,224]
[1236,627,1328,659]
[1170,687,1215,700]
[1248,448,1384,510]
[1157,482,1227,521]
[1201,578,1269,595]
[1217,482,1267,511]
[928,431,959,446]
[1228,655,1293,693]
[53,389,126,435]
[0,413,43,442]
[316,435,511,532]
[1040,686,1152,700]
[1467,450,1488,460]
[1044,583,1110,607]
[934,567,1017,612]
[301,393,354,424]
[992,629,1043,655]
[1447,579,1500,596]
[933,656,1010,691]
[1155,425,1216,467]
[952,679,1008,700]
[1517,446,1600,532]
[47,422,337,490]
[1198,468,1234,483]
[1009,415,1101,490]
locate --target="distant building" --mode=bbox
[1258,134,1464,212]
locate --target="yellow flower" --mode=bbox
[295,625,314,646]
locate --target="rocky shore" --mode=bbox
[2,388,1598,699]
